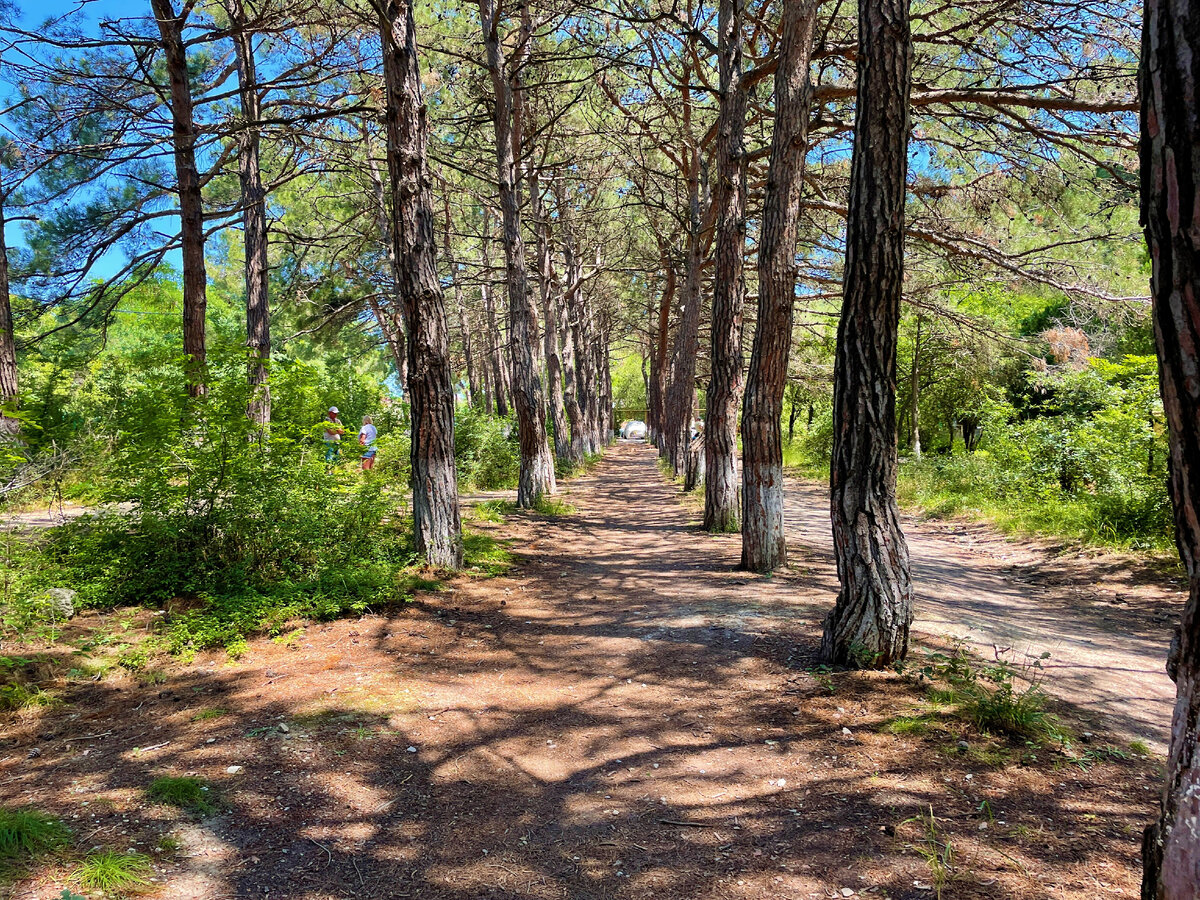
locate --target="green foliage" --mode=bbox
[454,407,519,490]
[146,777,219,816]
[915,641,1059,741]
[0,681,61,712]
[72,850,153,893]
[0,807,70,860]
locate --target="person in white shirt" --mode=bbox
[359,415,378,471]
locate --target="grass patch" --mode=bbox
[1130,739,1152,757]
[964,680,1054,739]
[73,850,153,893]
[0,682,62,713]
[0,807,70,860]
[190,707,227,722]
[463,530,512,575]
[885,715,933,736]
[469,500,507,523]
[530,495,576,516]
[146,777,219,816]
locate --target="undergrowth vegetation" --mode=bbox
[0,305,520,653]
[785,353,1171,551]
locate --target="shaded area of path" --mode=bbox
[0,443,1156,899]
[782,476,1182,750]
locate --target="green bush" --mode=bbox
[454,407,519,490]
[1,359,417,652]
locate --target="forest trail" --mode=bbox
[780,478,1180,751]
[1,442,1164,898]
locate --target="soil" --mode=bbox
[0,443,1170,899]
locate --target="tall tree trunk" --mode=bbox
[1140,2,1200,894]
[151,0,208,398]
[741,0,818,569]
[649,258,675,450]
[531,175,571,463]
[910,315,922,459]
[227,0,270,431]
[704,0,748,532]
[480,232,509,417]
[376,0,462,568]
[597,311,614,443]
[555,179,599,455]
[0,197,17,438]
[443,196,477,408]
[558,279,586,463]
[367,295,408,387]
[477,0,554,506]
[664,144,705,477]
[365,135,410,394]
[820,0,914,669]
[480,314,495,415]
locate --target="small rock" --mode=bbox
[957,740,969,752]
[841,889,856,897]
[406,746,418,753]
[42,587,76,621]
[842,727,852,736]
[206,738,217,744]
[278,723,290,734]
[978,821,988,830]
[1081,732,1094,743]
[226,765,244,775]
[26,747,41,759]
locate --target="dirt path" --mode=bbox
[0,444,1160,899]
[781,480,1182,751]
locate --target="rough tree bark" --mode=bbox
[555,179,600,455]
[376,0,462,568]
[704,0,748,532]
[910,314,922,459]
[0,197,17,438]
[649,256,676,451]
[664,143,705,478]
[478,0,555,506]
[480,232,509,418]
[226,0,270,431]
[365,136,410,394]
[1140,1,1200,895]
[151,0,208,398]
[530,174,571,463]
[558,280,586,463]
[442,196,477,408]
[740,0,818,570]
[820,0,915,668]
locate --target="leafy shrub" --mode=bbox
[454,407,519,490]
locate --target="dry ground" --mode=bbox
[0,443,1169,899]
